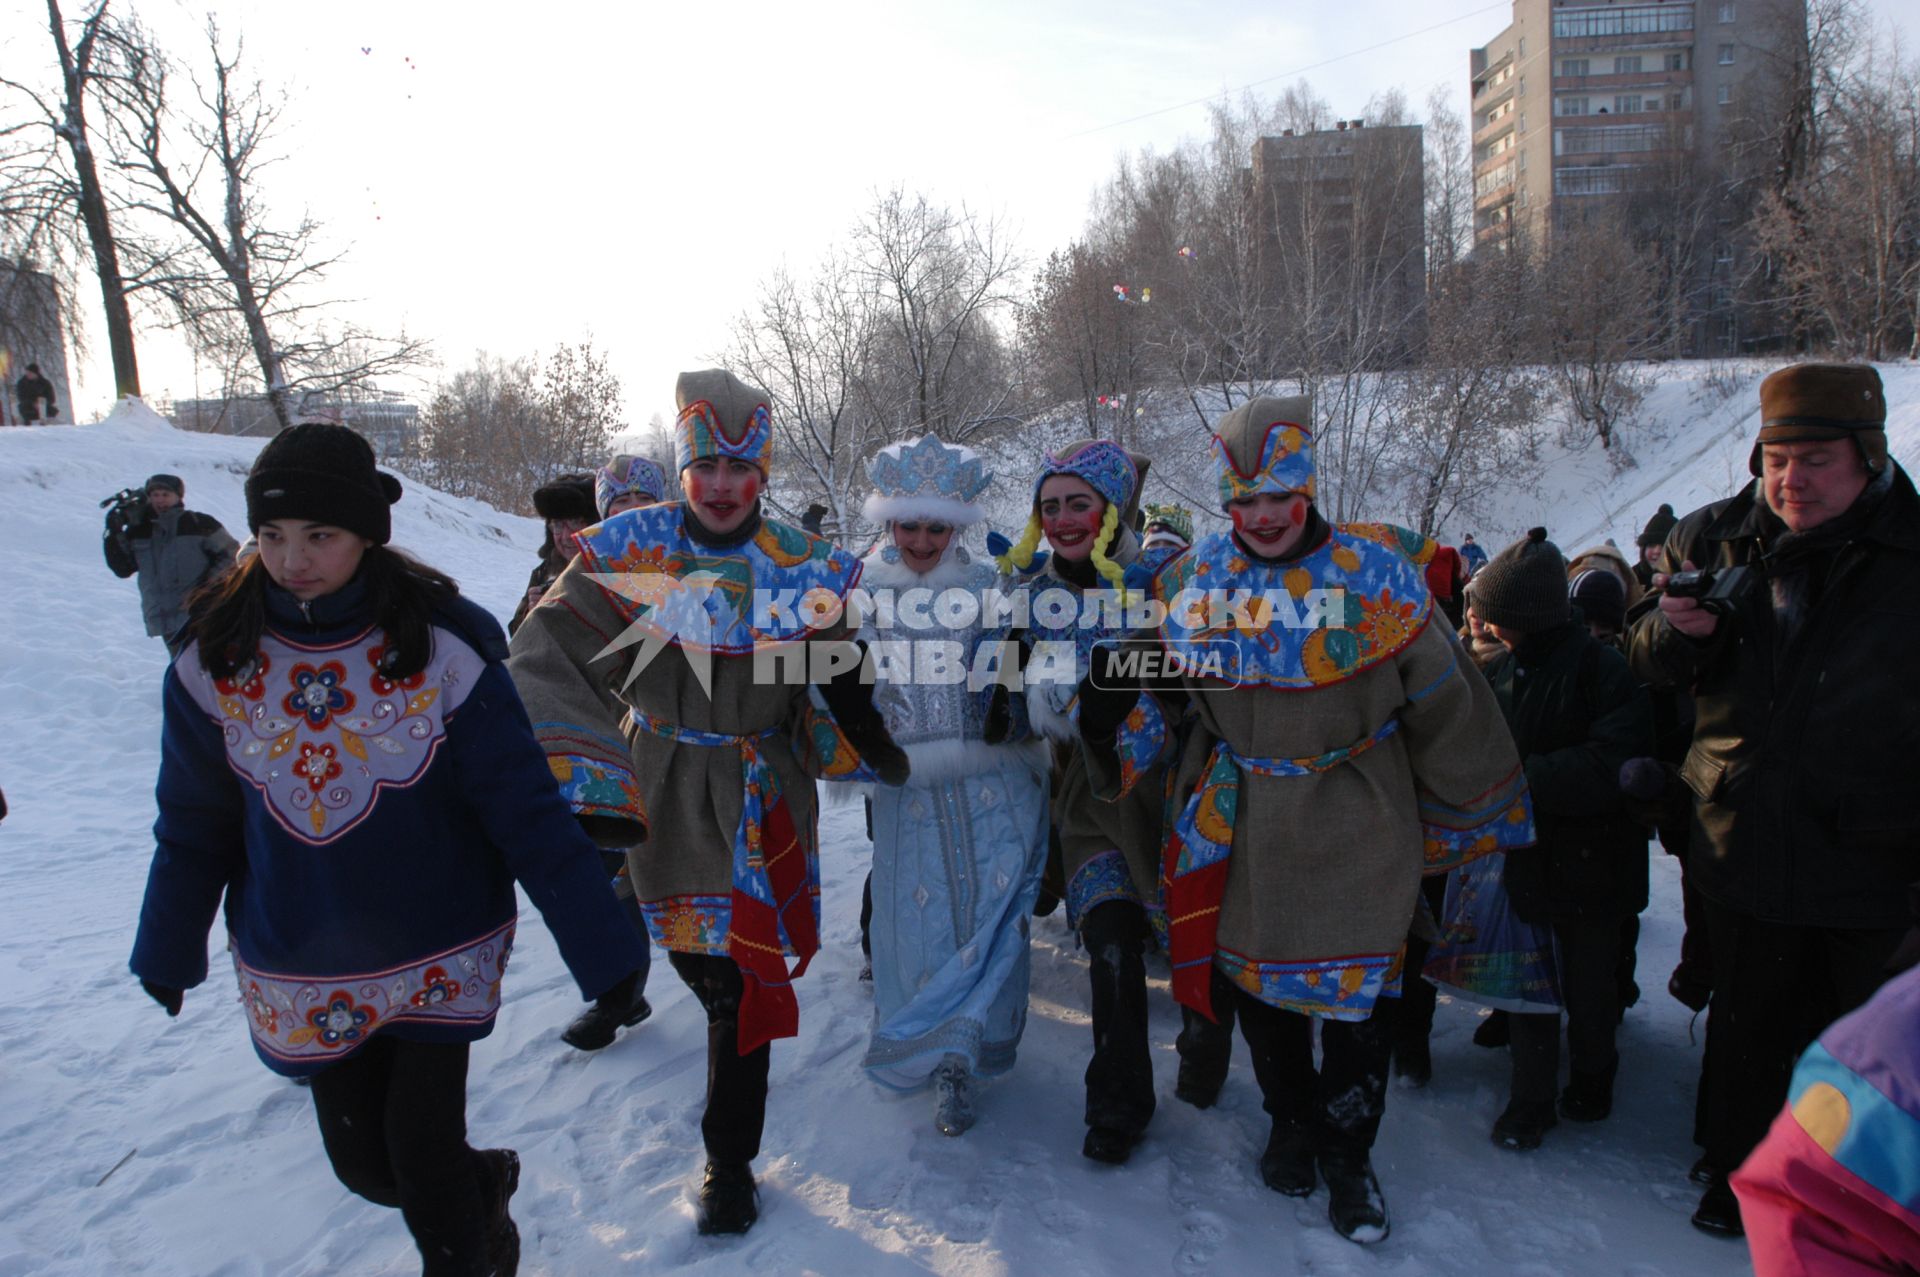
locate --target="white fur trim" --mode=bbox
[862,493,985,527]
[858,546,979,593]
[1026,687,1079,743]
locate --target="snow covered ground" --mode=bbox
[10,367,1913,1274]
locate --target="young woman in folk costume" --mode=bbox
[840,436,1052,1136]
[995,439,1186,1166]
[1086,396,1536,1244]
[552,452,675,1054]
[506,369,909,1236]
[130,424,646,1276]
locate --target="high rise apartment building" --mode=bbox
[1469,0,1805,249]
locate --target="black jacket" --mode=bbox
[15,372,55,420]
[1487,622,1653,922]
[1626,467,1920,929]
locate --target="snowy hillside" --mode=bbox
[0,379,1851,1274]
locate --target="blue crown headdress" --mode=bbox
[863,434,993,526]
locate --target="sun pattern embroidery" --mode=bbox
[284,662,355,728]
[306,991,376,1049]
[1356,589,1420,656]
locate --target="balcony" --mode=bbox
[1474,113,1519,149]
[1551,69,1693,93]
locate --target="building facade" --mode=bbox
[1470,0,1808,343]
[172,391,420,460]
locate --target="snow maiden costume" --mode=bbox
[996,439,1184,1165]
[1085,396,1535,1243]
[849,436,1051,1133]
[130,422,645,1275]
[505,369,908,1235]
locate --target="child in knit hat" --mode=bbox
[1463,528,1653,1150]
[130,423,646,1273]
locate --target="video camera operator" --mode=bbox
[1626,363,1920,1239]
[102,473,239,655]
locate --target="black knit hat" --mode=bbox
[145,473,184,497]
[245,422,402,544]
[1636,503,1676,549]
[1569,566,1627,633]
[1471,528,1570,633]
[533,474,597,523]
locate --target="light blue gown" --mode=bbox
[854,547,1050,1090]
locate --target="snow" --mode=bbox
[13,363,1907,1273]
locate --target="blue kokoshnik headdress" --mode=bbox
[862,434,993,526]
[1031,439,1138,511]
[595,454,668,519]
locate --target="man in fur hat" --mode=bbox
[1627,362,1920,1238]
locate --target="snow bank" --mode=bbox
[0,388,1783,1274]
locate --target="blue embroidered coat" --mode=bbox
[130,580,644,1077]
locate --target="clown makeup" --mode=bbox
[1228,492,1311,560]
[891,520,954,573]
[1038,474,1106,562]
[683,457,762,536]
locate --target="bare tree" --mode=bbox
[96,17,424,429]
[541,337,626,469]
[1543,212,1658,451]
[0,0,141,397]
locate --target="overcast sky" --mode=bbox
[9,0,1920,426]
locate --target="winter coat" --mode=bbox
[1731,963,1920,1276]
[1461,541,1489,577]
[1104,521,1533,1021]
[507,546,568,637]
[1425,545,1466,602]
[1484,622,1653,922]
[15,371,55,421]
[129,578,641,1077]
[109,505,239,640]
[505,502,874,1048]
[1626,466,1920,929]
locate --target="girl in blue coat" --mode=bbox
[130,423,645,1277]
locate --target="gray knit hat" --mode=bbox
[1471,527,1570,633]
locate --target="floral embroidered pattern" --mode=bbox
[1213,947,1400,1020]
[230,921,513,1066]
[304,991,376,1049]
[284,662,355,728]
[179,625,485,845]
[642,895,732,955]
[1066,849,1145,929]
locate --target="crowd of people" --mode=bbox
[120,361,1918,1276]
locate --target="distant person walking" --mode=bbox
[103,474,239,655]
[1460,533,1488,578]
[14,362,57,424]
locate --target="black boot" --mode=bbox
[1258,1121,1315,1197]
[1690,1175,1744,1237]
[1081,1126,1140,1164]
[696,1159,759,1236]
[478,1148,520,1276]
[1559,1061,1616,1123]
[1318,1150,1390,1244]
[1390,1036,1432,1088]
[1668,966,1711,1013]
[561,976,652,1052]
[1490,1100,1558,1150]
[1174,1005,1231,1109]
[1688,1155,1721,1186]
[1471,1010,1510,1048]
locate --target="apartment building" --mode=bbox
[1469,0,1805,247]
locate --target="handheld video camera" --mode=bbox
[1664,563,1755,617]
[100,486,149,539]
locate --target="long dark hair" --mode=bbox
[185,545,462,682]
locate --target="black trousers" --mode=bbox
[667,950,772,1164]
[1389,876,1450,1049]
[309,1036,487,1276]
[1178,968,1394,1154]
[1081,900,1155,1135]
[1698,902,1902,1174]
[1509,915,1626,1104]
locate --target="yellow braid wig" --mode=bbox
[1088,502,1129,603]
[996,513,1044,574]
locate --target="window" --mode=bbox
[1719,1,1737,21]
[1556,124,1667,156]
[1615,56,1644,74]
[1519,149,1528,171]
[1666,52,1687,71]
[1615,94,1644,114]
[1553,5,1693,37]
[1519,78,1527,96]
[1673,93,1688,110]
[1561,58,1590,77]
[1557,96,1591,117]
[1555,165,1640,196]
[1519,37,1527,57]
[1719,44,1736,65]
[1519,113,1527,132]
[1718,84,1733,105]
